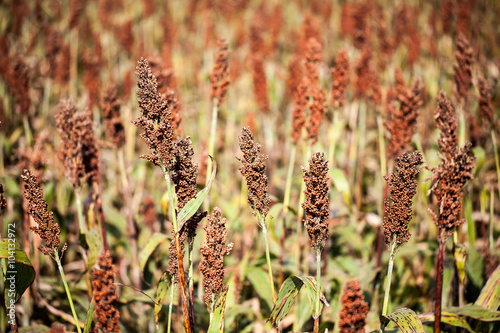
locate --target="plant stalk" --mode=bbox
[262,219,276,302]
[54,250,82,333]
[74,190,86,236]
[167,285,174,333]
[314,248,322,333]
[434,237,446,333]
[206,101,218,187]
[381,236,397,317]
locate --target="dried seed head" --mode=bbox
[92,251,120,332]
[304,37,322,93]
[238,127,271,218]
[133,58,176,170]
[339,280,369,333]
[331,48,350,108]
[384,151,423,245]
[102,84,125,148]
[454,33,473,104]
[21,170,60,255]
[200,207,233,307]
[210,38,231,106]
[55,100,100,187]
[251,55,270,113]
[477,78,494,128]
[291,80,308,144]
[429,92,475,240]
[285,54,303,99]
[307,86,327,144]
[302,152,330,250]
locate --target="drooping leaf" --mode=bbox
[418,311,474,332]
[381,308,425,332]
[454,244,468,285]
[208,289,228,333]
[139,232,169,273]
[155,271,173,328]
[269,275,329,327]
[177,156,216,233]
[445,304,500,322]
[0,239,36,306]
[475,265,500,310]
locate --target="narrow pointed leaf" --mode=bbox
[0,239,35,306]
[139,233,169,273]
[85,229,101,271]
[418,311,474,332]
[475,265,500,310]
[329,168,351,208]
[208,289,228,333]
[83,298,95,333]
[177,156,216,233]
[381,308,425,332]
[155,272,173,328]
[247,266,273,310]
[444,304,500,322]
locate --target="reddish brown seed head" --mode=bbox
[102,84,125,148]
[210,38,231,107]
[92,251,120,332]
[454,33,473,104]
[307,87,327,144]
[331,48,350,108]
[339,280,369,333]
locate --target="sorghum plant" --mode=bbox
[0,182,7,214]
[92,251,120,332]
[428,91,475,333]
[381,151,423,317]
[200,207,233,318]
[331,48,350,109]
[302,152,329,332]
[454,34,473,105]
[21,170,80,333]
[237,126,275,300]
[339,280,369,333]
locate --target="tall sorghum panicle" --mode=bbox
[200,207,233,309]
[304,37,322,94]
[477,78,494,128]
[383,151,423,246]
[339,280,369,333]
[331,48,350,109]
[429,91,475,333]
[250,22,269,113]
[429,92,475,240]
[384,77,423,160]
[92,251,120,332]
[102,84,125,148]
[133,58,176,170]
[302,152,330,251]
[238,127,271,219]
[55,100,100,187]
[307,87,327,145]
[21,170,61,256]
[291,80,308,144]
[454,34,473,104]
[286,54,303,99]
[210,38,230,106]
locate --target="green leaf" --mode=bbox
[177,156,216,233]
[445,304,500,322]
[269,275,329,327]
[329,168,351,208]
[85,229,101,271]
[247,266,274,310]
[83,298,95,333]
[418,311,474,332]
[155,271,173,328]
[0,239,35,306]
[208,289,228,333]
[138,233,169,273]
[381,308,425,332]
[454,244,468,285]
[475,265,500,310]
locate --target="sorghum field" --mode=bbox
[1,0,500,332]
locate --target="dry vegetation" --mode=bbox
[0,0,500,332]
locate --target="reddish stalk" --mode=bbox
[435,238,445,333]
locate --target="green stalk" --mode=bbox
[313,248,322,333]
[381,236,397,317]
[206,101,218,187]
[283,145,296,214]
[167,285,174,333]
[261,217,276,302]
[376,114,387,176]
[54,250,82,333]
[490,186,494,251]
